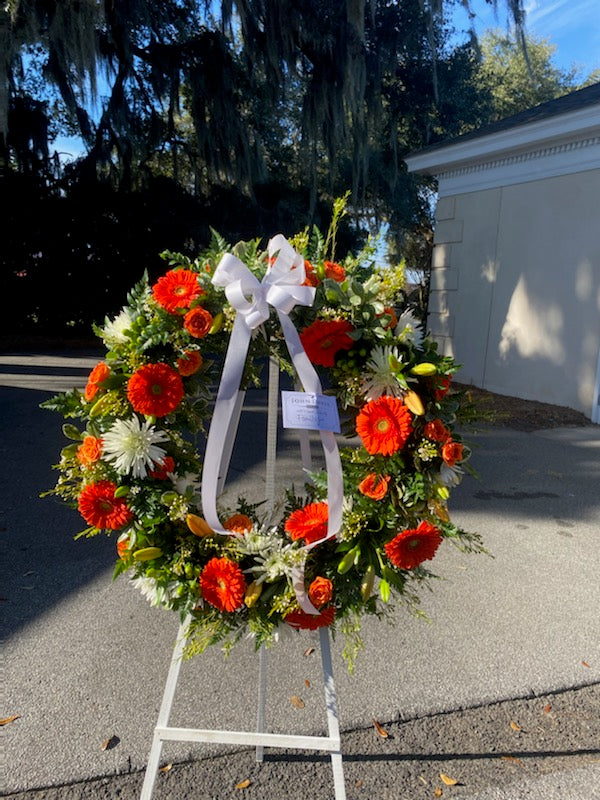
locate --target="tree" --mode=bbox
[1,1,527,337]
[1,1,527,192]
[474,29,593,122]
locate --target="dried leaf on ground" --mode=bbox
[440,773,459,785]
[159,763,173,773]
[372,718,389,738]
[0,715,20,726]
[434,788,443,797]
[354,779,364,789]
[304,679,311,688]
[509,721,522,732]
[582,661,591,668]
[101,735,119,751]
[235,778,251,789]
[303,647,315,657]
[290,695,305,709]
[418,775,428,785]
[543,704,552,714]
[501,755,524,766]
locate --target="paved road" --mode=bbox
[1,352,599,799]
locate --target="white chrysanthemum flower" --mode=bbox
[101,309,133,346]
[439,463,463,487]
[395,311,425,347]
[131,575,179,608]
[234,527,277,556]
[247,539,306,584]
[361,345,405,400]
[102,416,168,479]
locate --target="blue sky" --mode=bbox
[453,0,600,77]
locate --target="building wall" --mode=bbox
[428,168,600,416]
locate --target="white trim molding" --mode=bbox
[405,102,600,197]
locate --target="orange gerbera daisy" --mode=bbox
[200,557,247,613]
[84,362,110,402]
[442,440,464,466]
[148,455,176,480]
[323,260,346,282]
[356,396,413,456]
[299,319,354,367]
[284,501,329,545]
[184,306,213,338]
[358,473,390,500]
[152,269,204,313]
[176,350,203,376]
[423,418,450,443]
[285,605,336,630]
[76,436,103,466]
[224,513,253,534]
[127,363,184,417]
[77,480,134,530]
[384,520,442,570]
[308,576,333,609]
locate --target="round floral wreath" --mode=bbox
[45,219,483,665]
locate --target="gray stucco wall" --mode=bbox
[428,168,600,416]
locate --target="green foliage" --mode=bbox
[474,30,589,122]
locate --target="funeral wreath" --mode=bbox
[44,205,484,666]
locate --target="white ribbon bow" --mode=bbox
[201,235,344,614]
[213,234,315,329]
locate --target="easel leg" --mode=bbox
[319,627,346,800]
[255,644,267,762]
[140,618,190,800]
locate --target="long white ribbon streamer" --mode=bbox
[201,235,344,613]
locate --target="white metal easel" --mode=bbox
[140,360,346,799]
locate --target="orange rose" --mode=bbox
[358,473,390,500]
[434,375,452,400]
[442,440,463,466]
[323,261,346,282]
[184,307,213,338]
[224,514,253,534]
[76,435,103,466]
[177,350,203,376]
[308,576,333,609]
[303,260,320,287]
[423,419,450,443]
[84,362,110,402]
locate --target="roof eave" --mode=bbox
[405,104,600,176]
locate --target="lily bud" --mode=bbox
[337,546,358,574]
[436,485,451,500]
[379,578,391,603]
[403,390,425,416]
[132,547,162,562]
[244,580,263,608]
[360,565,375,600]
[410,362,437,376]
[186,513,214,537]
